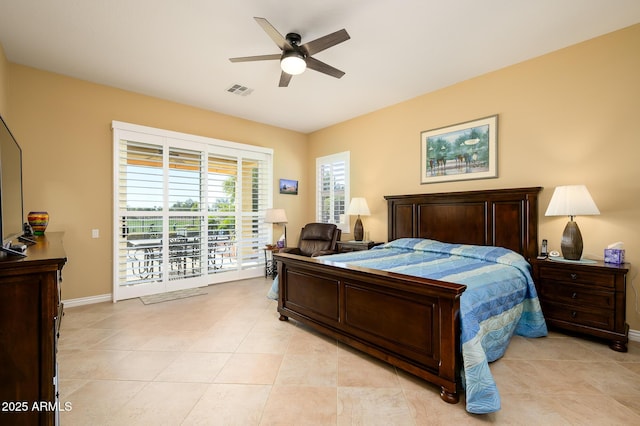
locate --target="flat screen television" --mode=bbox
[0,114,26,251]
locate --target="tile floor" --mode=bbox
[58,277,640,425]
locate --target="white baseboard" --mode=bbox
[59,293,640,344]
[62,293,112,308]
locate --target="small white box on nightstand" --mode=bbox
[604,248,625,264]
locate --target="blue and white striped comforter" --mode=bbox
[271,238,547,414]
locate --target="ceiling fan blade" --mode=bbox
[305,57,345,79]
[300,29,350,56]
[279,71,292,87]
[254,17,291,51]
[229,54,281,63]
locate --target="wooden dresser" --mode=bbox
[0,233,67,425]
[531,258,628,352]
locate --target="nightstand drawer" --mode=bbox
[537,281,614,309]
[539,267,615,288]
[542,302,615,331]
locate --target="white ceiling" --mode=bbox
[1,1,639,133]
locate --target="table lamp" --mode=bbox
[544,185,600,260]
[264,208,288,247]
[346,197,370,241]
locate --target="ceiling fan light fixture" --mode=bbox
[280,51,306,75]
[229,18,349,87]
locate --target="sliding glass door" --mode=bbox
[112,122,272,301]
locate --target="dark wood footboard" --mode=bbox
[274,253,466,403]
[274,187,540,406]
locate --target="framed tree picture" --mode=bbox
[421,115,498,184]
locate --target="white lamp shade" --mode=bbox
[264,208,288,224]
[280,52,306,75]
[346,197,371,216]
[545,185,600,217]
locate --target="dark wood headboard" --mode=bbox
[384,187,542,261]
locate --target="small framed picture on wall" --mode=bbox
[279,179,298,195]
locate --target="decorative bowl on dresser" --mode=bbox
[531,258,629,352]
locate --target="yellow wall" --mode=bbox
[4,65,309,300]
[0,43,8,116]
[309,24,640,330]
[2,24,639,330]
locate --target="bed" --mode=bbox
[272,187,547,414]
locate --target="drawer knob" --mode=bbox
[570,273,578,280]
[571,292,578,299]
[571,311,577,318]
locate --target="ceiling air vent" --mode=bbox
[226,84,253,96]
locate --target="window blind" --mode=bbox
[316,151,350,232]
[113,121,273,301]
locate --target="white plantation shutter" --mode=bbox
[116,137,166,287]
[238,157,270,268]
[206,154,238,271]
[113,121,273,301]
[168,147,202,212]
[316,151,350,232]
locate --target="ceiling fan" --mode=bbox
[229,17,350,87]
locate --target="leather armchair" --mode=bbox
[280,223,341,257]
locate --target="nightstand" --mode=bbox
[531,258,629,352]
[337,241,383,252]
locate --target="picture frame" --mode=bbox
[420,115,498,184]
[279,178,298,195]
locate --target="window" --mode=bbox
[316,151,350,232]
[112,121,273,301]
